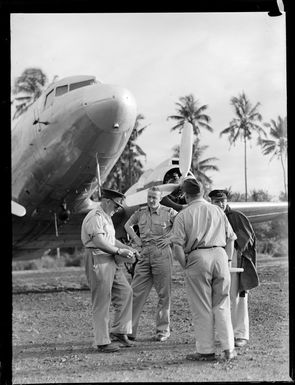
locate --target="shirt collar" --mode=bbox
[148,205,161,215]
[188,197,206,206]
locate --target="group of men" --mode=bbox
[81,177,258,361]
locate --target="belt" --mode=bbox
[191,246,223,251]
[198,246,219,249]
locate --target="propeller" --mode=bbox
[124,122,194,207]
[96,154,102,200]
[179,121,194,179]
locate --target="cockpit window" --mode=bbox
[56,85,68,96]
[69,79,95,91]
[44,89,54,109]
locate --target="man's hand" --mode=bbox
[115,248,136,264]
[132,248,140,259]
[156,238,171,249]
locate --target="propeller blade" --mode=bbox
[179,121,193,177]
[12,200,26,216]
[96,154,101,199]
[125,183,178,207]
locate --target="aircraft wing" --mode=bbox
[224,202,288,224]
[12,213,85,260]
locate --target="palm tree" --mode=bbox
[172,138,219,192]
[167,94,213,135]
[103,114,148,192]
[12,67,48,119]
[258,116,287,198]
[220,92,266,201]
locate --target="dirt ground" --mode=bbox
[12,255,291,383]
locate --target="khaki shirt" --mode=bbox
[126,204,178,245]
[81,205,115,255]
[172,198,236,254]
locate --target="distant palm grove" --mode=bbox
[12,67,288,201]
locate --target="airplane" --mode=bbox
[12,75,137,259]
[12,77,288,261]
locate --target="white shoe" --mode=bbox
[155,334,169,342]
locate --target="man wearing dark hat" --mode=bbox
[208,189,259,348]
[81,188,140,353]
[172,178,237,361]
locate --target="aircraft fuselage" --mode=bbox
[12,75,137,252]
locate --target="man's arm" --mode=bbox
[173,244,186,269]
[124,216,142,247]
[224,238,234,268]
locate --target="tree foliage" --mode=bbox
[258,115,288,198]
[220,92,266,201]
[12,67,48,119]
[167,94,213,135]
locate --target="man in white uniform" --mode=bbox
[81,189,139,353]
[172,178,237,361]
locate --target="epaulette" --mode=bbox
[161,205,173,212]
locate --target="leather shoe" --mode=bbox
[235,338,247,347]
[97,343,120,353]
[186,352,216,361]
[127,334,136,341]
[223,349,237,360]
[110,333,133,347]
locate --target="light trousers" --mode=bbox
[84,249,133,346]
[230,249,249,340]
[130,244,173,338]
[184,247,235,354]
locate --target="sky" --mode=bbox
[10,12,287,199]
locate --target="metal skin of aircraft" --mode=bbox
[12,75,137,259]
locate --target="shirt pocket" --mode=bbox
[151,217,166,235]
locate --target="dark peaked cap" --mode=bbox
[208,189,228,200]
[182,178,202,194]
[102,189,126,207]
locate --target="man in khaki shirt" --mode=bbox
[81,189,139,353]
[172,178,237,361]
[124,186,178,341]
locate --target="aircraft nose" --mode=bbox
[83,84,137,132]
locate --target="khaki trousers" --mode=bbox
[230,249,249,340]
[184,247,234,354]
[130,244,173,338]
[84,249,133,346]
